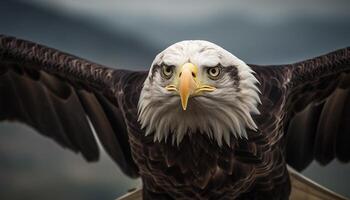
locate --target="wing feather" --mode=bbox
[0,35,147,177]
[251,47,350,171]
[279,47,350,170]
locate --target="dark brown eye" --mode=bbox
[207,66,221,79]
[161,65,174,79]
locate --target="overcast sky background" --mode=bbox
[0,0,350,199]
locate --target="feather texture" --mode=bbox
[0,35,146,177]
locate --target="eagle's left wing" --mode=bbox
[0,35,147,177]
[252,47,350,171]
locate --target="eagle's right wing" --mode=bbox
[0,35,148,177]
[281,47,350,171]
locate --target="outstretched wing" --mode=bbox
[256,47,350,171]
[0,35,147,177]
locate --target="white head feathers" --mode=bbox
[138,40,260,146]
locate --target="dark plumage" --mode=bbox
[0,35,349,199]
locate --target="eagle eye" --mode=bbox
[207,66,221,79]
[161,64,174,79]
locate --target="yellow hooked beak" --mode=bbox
[165,63,216,111]
[178,63,197,110]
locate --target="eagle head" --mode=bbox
[138,40,261,146]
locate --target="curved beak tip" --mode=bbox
[181,99,188,110]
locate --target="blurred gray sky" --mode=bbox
[28,0,350,19]
[18,0,350,64]
[1,0,350,199]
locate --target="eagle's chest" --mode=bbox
[124,101,285,198]
[129,127,221,179]
[126,120,265,198]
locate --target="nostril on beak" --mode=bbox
[191,72,196,78]
[179,72,182,77]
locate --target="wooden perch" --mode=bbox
[288,167,347,200]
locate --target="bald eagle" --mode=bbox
[0,35,349,199]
